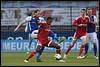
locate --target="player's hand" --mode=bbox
[78,24,83,26]
[14,28,18,32]
[45,29,50,31]
[78,24,87,27]
[90,20,94,23]
[82,24,87,26]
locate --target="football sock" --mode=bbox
[84,44,88,55]
[78,45,85,56]
[29,39,32,49]
[36,47,44,60]
[56,49,61,54]
[28,35,33,49]
[26,50,36,60]
[93,43,97,56]
[65,45,73,55]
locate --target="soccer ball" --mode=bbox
[55,54,61,60]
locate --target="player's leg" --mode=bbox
[66,38,76,55]
[81,33,91,58]
[24,45,42,62]
[25,23,33,51]
[63,32,78,59]
[36,46,45,62]
[49,31,66,58]
[30,30,45,61]
[77,35,87,59]
[84,33,90,55]
[65,32,78,56]
[48,41,61,54]
[92,32,98,59]
[63,38,77,59]
[28,33,33,50]
[24,49,36,62]
[84,44,89,55]
[64,33,77,58]
[24,42,42,62]
[48,41,65,62]
[35,41,45,62]
[81,43,88,59]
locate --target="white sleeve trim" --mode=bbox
[94,16,98,23]
[38,17,46,23]
[25,16,32,22]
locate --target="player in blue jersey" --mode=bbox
[25,11,60,50]
[81,8,98,59]
[14,10,46,62]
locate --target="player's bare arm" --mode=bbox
[14,19,26,32]
[78,24,87,27]
[72,22,87,27]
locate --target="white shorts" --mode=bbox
[37,40,52,47]
[80,35,87,40]
[72,35,87,41]
[86,32,98,43]
[31,30,38,39]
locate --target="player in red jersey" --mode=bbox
[24,17,64,62]
[64,9,89,59]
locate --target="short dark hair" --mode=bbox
[34,9,40,13]
[47,17,53,20]
[27,10,34,16]
[86,8,92,11]
[81,8,86,12]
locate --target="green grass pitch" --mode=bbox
[1,52,99,66]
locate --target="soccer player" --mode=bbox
[14,9,46,62]
[24,17,64,62]
[81,8,98,59]
[63,9,89,59]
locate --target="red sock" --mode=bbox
[78,45,85,56]
[26,50,36,60]
[56,49,61,54]
[65,45,73,55]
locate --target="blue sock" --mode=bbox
[84,44,89,55]
[36,47,45,60]
[29,39,32,48]
[93,43,97,56]
[28,34,33,50]
[36,52,41,60]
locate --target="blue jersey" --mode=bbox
[25,16,38,33]
[87,15,97,33]
[25,16,46,33]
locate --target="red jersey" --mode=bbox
[37,22,51,46]
[72,16,89,38]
